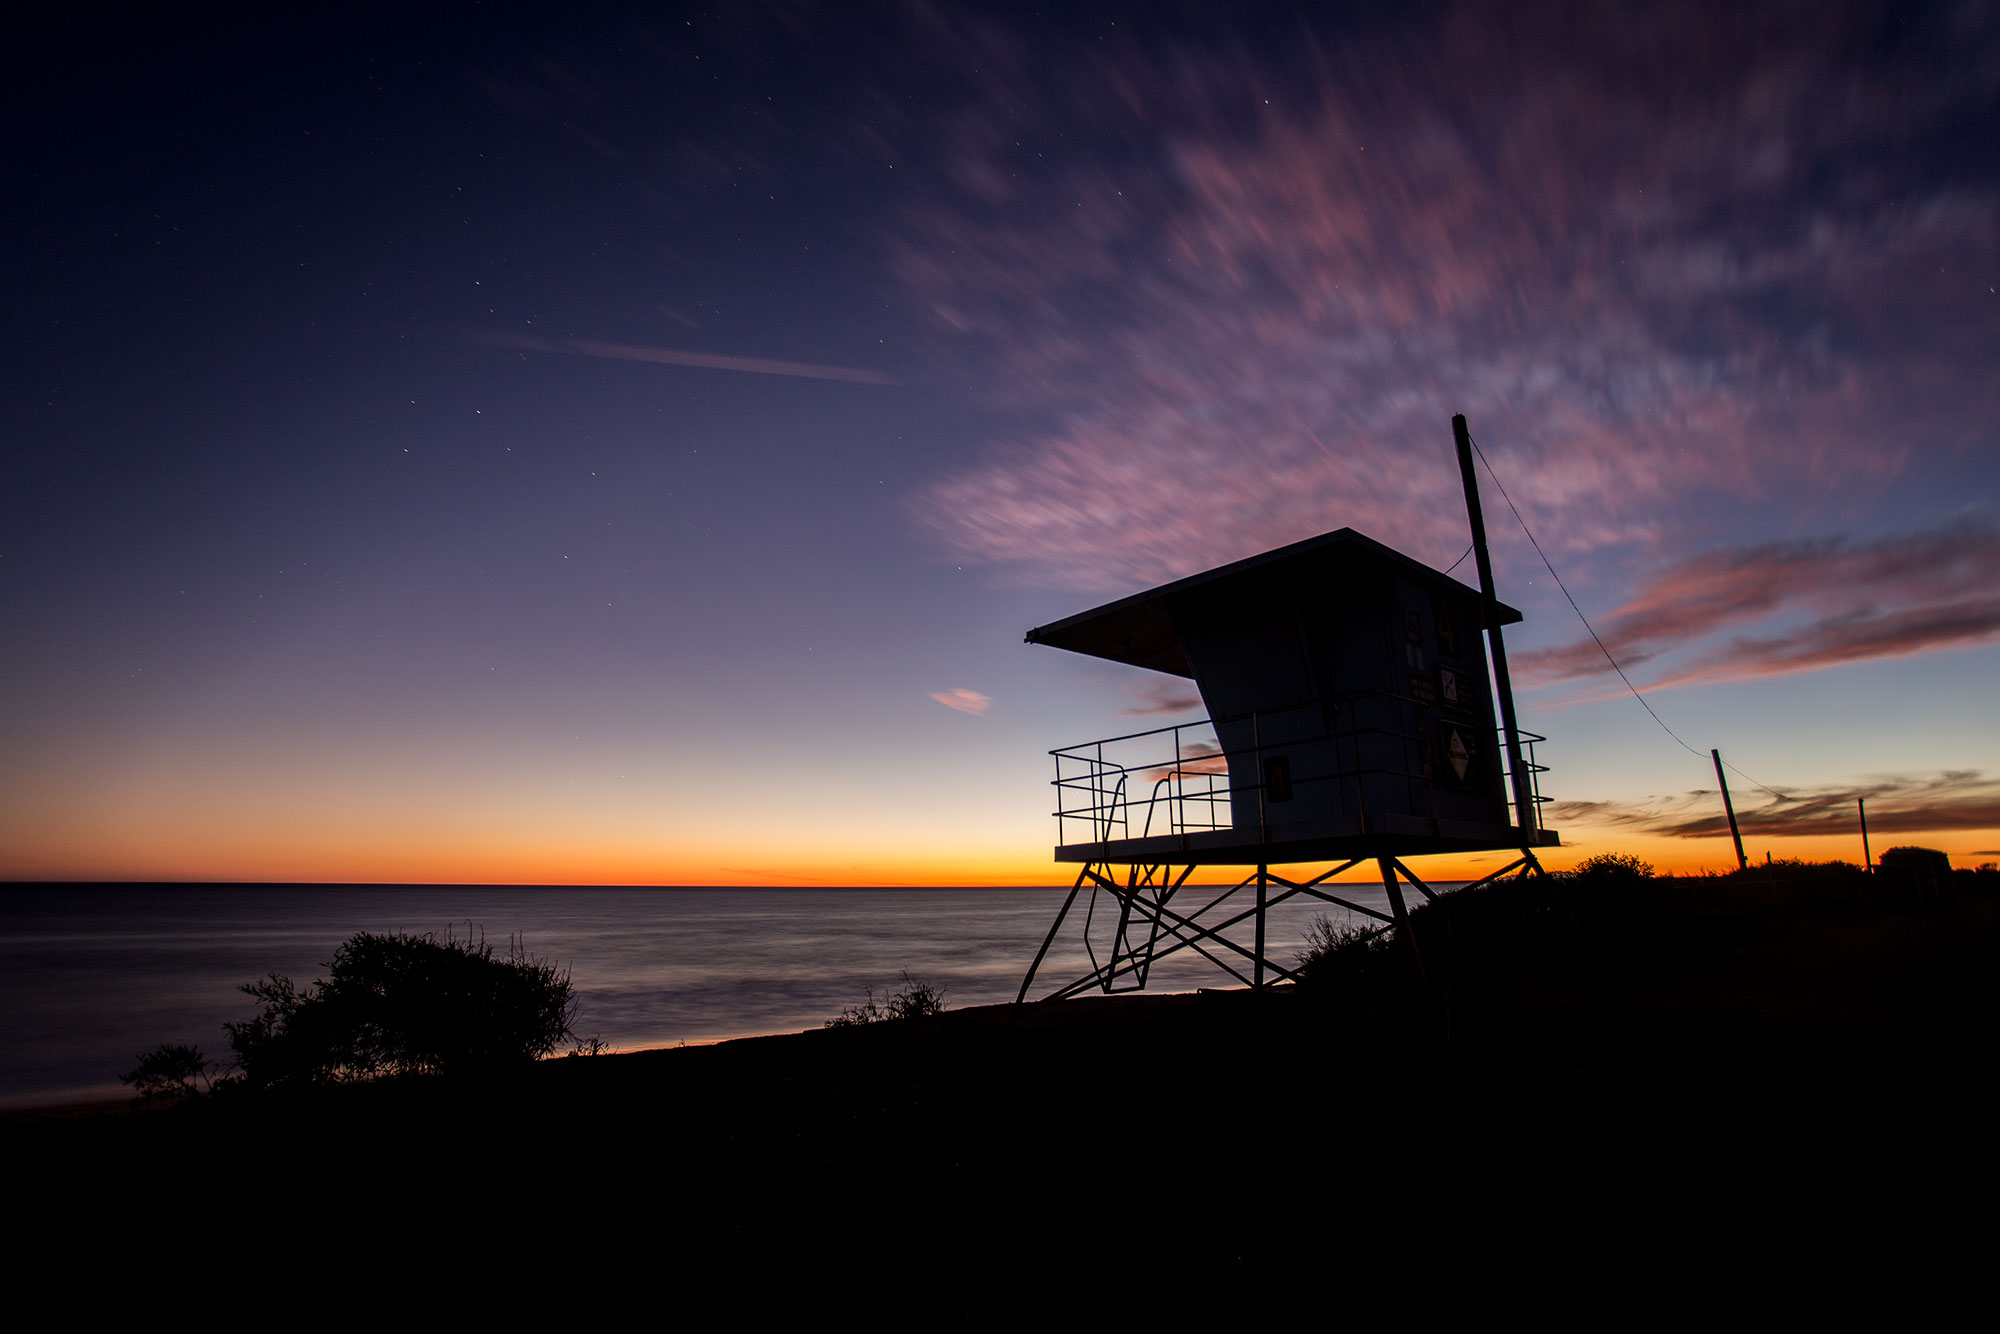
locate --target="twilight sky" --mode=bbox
[4,1,1996,884]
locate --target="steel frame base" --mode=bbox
[1016,848,1547,1006]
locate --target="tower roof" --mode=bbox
[1024,527,1521,678]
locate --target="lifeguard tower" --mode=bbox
[1017,416,1558,1003]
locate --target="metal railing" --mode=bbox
[1513,730,1552,830]
[1052,715,1232,848]
[1051,691,1549,848]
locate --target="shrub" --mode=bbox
[824,993,885,1027]
[121,1042,215,1104]
[1572,853,1655,880]
[1294,914,1392,987]
[223,929,578,1087]
[825,971,948,1027]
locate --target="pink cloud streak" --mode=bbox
[929,688,991,716]
[1519,519,2000,689]
[1119,681,1204,718]
[1546,769,2000,841]
[477,332,900,385]
[894,5,1998,601]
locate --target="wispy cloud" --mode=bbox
[476,331,899,385]
[1119,681,1204,718]
[1546,770,2000,841]
[929,688,991,716]
[893,5,1998,591]
[1142,741,1228,785]
[1519,519,2000,690]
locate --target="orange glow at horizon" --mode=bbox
[6,814,1992,886]
[4,713,1991,885]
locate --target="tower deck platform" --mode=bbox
[1055,814,1560,866]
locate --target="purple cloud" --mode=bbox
[892,5,1998,592]
[1545,769,2000,841]
[1118,681,1205,718]
[1519,519,2000,689]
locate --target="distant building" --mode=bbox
[1878,845,1953,905]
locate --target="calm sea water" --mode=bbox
[0,881,1430,1108]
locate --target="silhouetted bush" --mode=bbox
[1294,914,1393,988]
[825,971,948,1027]
[224,930,578,1087]
[1548,853,1656,924]
[1298,870,1581,993]
[1571,853,1654,880]
[121,1042,215,1104]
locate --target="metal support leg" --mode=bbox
[1378,855,1429,995]
[1254,863,1268,988]
[1017,866,1090,1007]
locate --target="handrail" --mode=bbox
[1050,695,1553,846]
[1099,772,1128,844]
[1048,715,1216,757]
[1142,776,1174,837]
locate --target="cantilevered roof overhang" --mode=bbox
[1023,527,1522,677]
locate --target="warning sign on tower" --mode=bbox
[1437,721,1485,791]
[1433,597,1460,657]
[1439,665,1472,712]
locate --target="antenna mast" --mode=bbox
[1453,414,1536,837]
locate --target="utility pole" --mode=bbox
[1452,415,1536,837]
[1859,797,1873,872]
[1712,748,1747,870]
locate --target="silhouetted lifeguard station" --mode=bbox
[1017,415,1559,1003]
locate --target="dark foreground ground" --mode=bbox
[13,866,1999,1312]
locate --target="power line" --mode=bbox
[1466,433,1790,803]
[1718,755,1788,803]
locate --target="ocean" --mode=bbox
[0,880,1428,1108]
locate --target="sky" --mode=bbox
[3,1,1996,885]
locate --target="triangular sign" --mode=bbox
[1448,728,1472,781]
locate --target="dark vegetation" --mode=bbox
[1292,852,1661,991]
[224,929,580,1086]
[123,929,581,1096]
[1297,852,1999,1031]
[119,1042,216,1104]
[823,971,948,1027]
